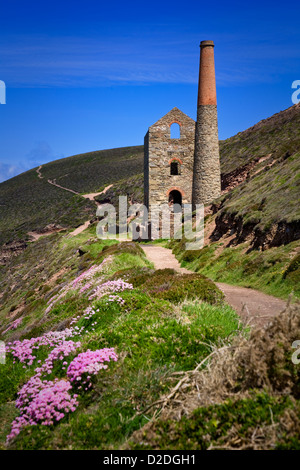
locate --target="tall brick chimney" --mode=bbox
[192,40,221,207]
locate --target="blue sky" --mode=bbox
[0,0,299,182]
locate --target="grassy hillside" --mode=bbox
[219,102,300,174]
[0,146,143,246]
[39,146,143,194]
[218,152,300,230]
[1,98,300,448]
[0,227,298,450]
[1,104,300,249]
[0,228,243,449]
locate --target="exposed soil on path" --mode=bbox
[141,245,191,274]
[141,245,287,327]
[81,185,113,203]
[47,178,80,195]
[215,282,286,328]
[67,184,114,237]
[36,165,43,179]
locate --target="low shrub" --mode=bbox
[134,270,224,305]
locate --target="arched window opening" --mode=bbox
[168,189,182,207]
[170,160,180,175]
[170,122,180,139]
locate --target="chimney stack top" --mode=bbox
[200,40,214,47]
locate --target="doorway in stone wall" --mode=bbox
[168,189,182,207]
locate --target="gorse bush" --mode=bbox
[129,393,299,450]
[110,267,223,304]
[283,253,300,285]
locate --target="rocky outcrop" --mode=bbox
[210,210,300,251]
[0,240,28,265]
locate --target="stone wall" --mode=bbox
[144,107,195,208]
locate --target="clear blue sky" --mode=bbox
[0,0,299,182]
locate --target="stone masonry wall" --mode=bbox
[144,107,195,208]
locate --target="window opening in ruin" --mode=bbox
[170,122,180,139]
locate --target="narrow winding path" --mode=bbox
[141,245,287,327]
[67,184,114,237]
[35,165,114,238]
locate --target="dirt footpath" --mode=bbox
[141,245,287,327]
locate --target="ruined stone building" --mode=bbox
[144,40,221,210]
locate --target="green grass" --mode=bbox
[1,219,298,450]
[7,291,241,450]
[1,229,243,450]
[169,239,300,300]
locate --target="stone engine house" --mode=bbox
[144,107,195,208]
[144,40,221,210]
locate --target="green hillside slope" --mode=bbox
[0,146,143,246]
[1,227,298,450]
[219,102,300,174]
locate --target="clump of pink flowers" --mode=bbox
[3,318,23,335]
[6,327,83,366]
[89,279,133,301]
[105,294,125,305]
[67,348,118,390]
[6,319,119,443]
[6,377,78,442]
[72,257,112,288]
[34,340,81,377]
[45,257,113,314]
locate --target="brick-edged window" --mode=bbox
[170,160,180,175]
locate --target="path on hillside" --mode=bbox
[141,245,287,327]
[47,178,80,195]
[36,165,80,194]
[67,184,114,237]
[36,165,113,200]
[81,184,113,203]
[35,165,114,238]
